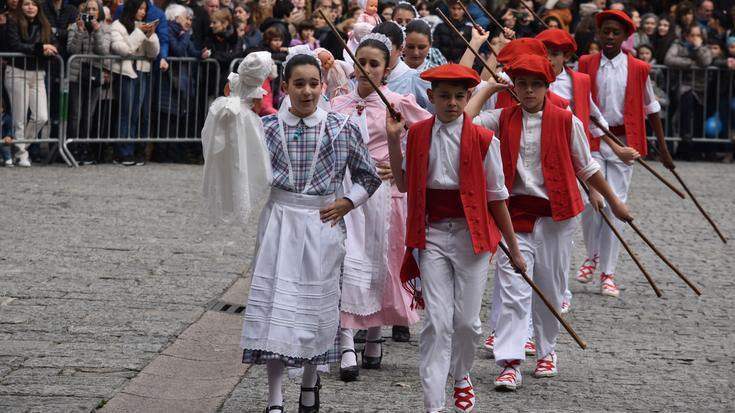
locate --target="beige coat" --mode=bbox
[108,20,160,79]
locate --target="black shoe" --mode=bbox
[392,325,410,342]
[264,406,283,413]
[353,329,367,343]
[298,374,321,413]
[361,339,384,369]
[339,349,359,382]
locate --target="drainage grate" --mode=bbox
[208,300,246,315]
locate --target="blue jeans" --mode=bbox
[116,72,149,159]
[1,144,11,161]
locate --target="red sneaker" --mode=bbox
[484,334,494,353]
[453,376,475,412]
[576,256,598,283]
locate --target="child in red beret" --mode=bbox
[576,10,672,298]
[466,54,633,391]
[386,63,526,412]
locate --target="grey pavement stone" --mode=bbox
[220,161,735,412]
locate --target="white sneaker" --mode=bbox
[533,352,558,378]
[600,273,620,297]
[560,301,571,314]
[16,157,31,167]
[524,338,536,356]
[494,362,522,391]
[453,375,475,412]
[3,159,13,167]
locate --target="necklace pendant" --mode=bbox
[356,104,365,116]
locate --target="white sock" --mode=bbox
[340,328,357,368]
[300,363,318,407]
[266,360,284,410]
[364,326,382,357]
[454,375,471,388]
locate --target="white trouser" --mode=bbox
[419,219,490,412]
[581,143,634,275]
[494,217,577,365]
[3,66,48,159]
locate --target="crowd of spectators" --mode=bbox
[0,0,733,166]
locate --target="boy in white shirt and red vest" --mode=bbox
[467,54,633,391]
[386,63,526,412]
[535,27,640,312]
[576,10,673,298]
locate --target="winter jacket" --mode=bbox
[432,18,472,63]
[66,22,111,82]
[114,1,169,60]
[108,20,160,78]
[158,21,199,115]
[664,39,713,100]
[5,18,59,70]
[241,25,263,51]
[204,27,243,90]
[42,0,78,58]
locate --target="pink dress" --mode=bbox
[332,87,431,329]
[357,12,381,27]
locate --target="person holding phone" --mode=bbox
[109,0,160,165]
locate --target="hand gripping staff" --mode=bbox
[316,8,403,124]
[437,8,665,298]
[516,0,726,243]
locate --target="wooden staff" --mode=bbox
[671,170,727,243]
[471,0,507,37]
[521,1,726,242]
[317,8,401,121]
[456,0,498,58]
[435,9,519,102]
[627,220,702,295]
[499,242,587,350]
[578,180,662,297]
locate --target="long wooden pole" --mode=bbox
[498,242,587,349]
[317,9,401,121]
[456,0,498,58]
[518,1,727,242]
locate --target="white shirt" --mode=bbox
[550,69,608,138]
[596,52,661,127]
[473,109,600,200]
[402,115,509,201]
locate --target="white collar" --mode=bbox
[435,114,464,130]
[388,60,412,81]
[601,51,626,68]
[556,69,569,82]
[522,108,543,119]
[280,106,326,127]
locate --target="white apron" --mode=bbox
[240,112,346,359]
[339,107,391,316]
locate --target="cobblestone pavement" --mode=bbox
[0,164,254,412]
[0,162,733,412]
[220,161,735,413]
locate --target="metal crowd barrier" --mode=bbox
[61,55,220,166]
[0,53,70,165]
[648,64,734,143]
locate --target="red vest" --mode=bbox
[495,88,570,110]
[578,52,651,155]
[404,114,501,254]
[566,67,599,151]
[498,98,584,224]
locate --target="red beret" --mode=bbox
[535,28,577,53]
[420,63,481,88]
[504,54,556,84]
[496,38,548,65]
[595,10,636,37]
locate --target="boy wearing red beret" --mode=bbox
[576,10,672,298]
[466,54,633,390]
[535,27,640,312]
[387,63,525,412]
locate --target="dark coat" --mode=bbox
[5,18,59,70]
[432,18,472,63]
[159,21,200,115]
[41,0,78,58]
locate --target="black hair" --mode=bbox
[392,2,416,18]
[120,0,147,34]
[372,21,404,50]
[283,54,322,81]
[297,20,315,33]
[273,0,295,19]
[356,38,391,68]
[405,19,431,44]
